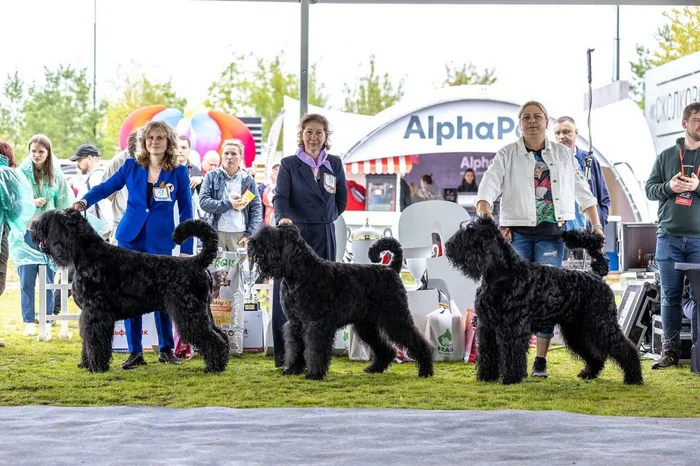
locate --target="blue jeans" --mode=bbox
[655,234,700,352]
[118,229,175,353]
[18,231,55,323]
[510,232,565,339]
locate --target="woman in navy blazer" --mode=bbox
[75,121,193,370]
[270,113,347,367]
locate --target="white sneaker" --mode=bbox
[23,323,36,336]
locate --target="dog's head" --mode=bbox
[445,216,517,280]
[247,224,312,280]
[30,209,101,267]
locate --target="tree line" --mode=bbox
[0,54,495,162]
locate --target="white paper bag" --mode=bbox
[348,325,371,361]
[209,251,245,355]
[424,300,465,361]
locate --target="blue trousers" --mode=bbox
[655,233,700,352]
[118,229,174,353]
[510,232,565,339]
[18,230,55,323]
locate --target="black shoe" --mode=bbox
[651,350,680,370]
[531,357,548,378]
[158,349,181,365]
[122,352,147,370]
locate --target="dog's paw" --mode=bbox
[418,367,434,378]
[87,365,110,373]
[364,364,387,374]
[501,375,525,385]
[476,372,500,383]
[577,369,599,380]
[304,372,326,381]
[77,361,87,369]
[282,366,305,376]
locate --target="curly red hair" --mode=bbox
[0,140,16,167]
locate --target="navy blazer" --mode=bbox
[82,158,194,254]
[273,154,347,224]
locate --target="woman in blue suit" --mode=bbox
[271,113,348,367]
[74,121,193,370]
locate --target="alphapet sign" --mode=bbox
[403,115,521,146]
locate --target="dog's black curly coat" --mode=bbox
[445,217,642,385]
[248,224,434,380]
[30,209,229,373]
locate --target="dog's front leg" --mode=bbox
[81,311,115,373]
[475,320,500,382]
[282,319,306,375]
[302,323,335,380]
[497,325,530,385]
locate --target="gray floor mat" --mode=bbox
[0,407,698,465]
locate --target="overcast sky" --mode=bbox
[0,0,679,115]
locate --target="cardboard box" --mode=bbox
[243,310,264,352]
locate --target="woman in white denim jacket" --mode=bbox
[474,100,604,379]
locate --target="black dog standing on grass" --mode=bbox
[445,217,643,385]
[30,209,230,373]
[248,224,434,380]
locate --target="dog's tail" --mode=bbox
[172,220,220,269]
[561,230,609,277]
[368,237,403,274]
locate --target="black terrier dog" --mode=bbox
[248,224,434,380]
[31,209,229,373]
[445,217,642,385]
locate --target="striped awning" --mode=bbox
[345,155,414,175]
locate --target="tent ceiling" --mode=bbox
[211,1,684,4]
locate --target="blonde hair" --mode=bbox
[136,121,178,171]
[27,134,55,186]
[221,139,245,157]
[518,100,549,123]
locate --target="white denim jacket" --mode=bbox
[475,137,597,227]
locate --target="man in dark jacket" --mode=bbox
[554,116,611,230]
[646,102,700,369]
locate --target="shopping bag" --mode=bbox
[424,300,465,361]
[463,309,478,364]
[208,251,245,356]
[348,325,371,361]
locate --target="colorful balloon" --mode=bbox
[118,106,257,166]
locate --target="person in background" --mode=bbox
[176,135,203,193]
[200,151,220,176]
[475,100,603,379]
[199,139,262,251]
[258,163,280,225]
[15,134,74,336]
[75,121,193,370]
[645,102,700,370]
[554,116,610,231]
[400,177,411,211]
[0,140,36,347]
[71,144,112,240]
[271,113,348,368]
[458,168,479,193]
[417,174,443,201]
[103,129,140,245]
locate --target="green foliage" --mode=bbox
[629,7,700,109]
[20,65,104,160]
[342,55,404,116]
[443,62,497,86]
[101,70,187,154]
[205,52,327,148]
[1,289,699,416]
[0,71,25,151]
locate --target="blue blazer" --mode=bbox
[273,154,347,225]
[82,158,194,254]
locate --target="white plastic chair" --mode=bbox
[398,200,477,314]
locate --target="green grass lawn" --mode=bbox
[1,288,699,416]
